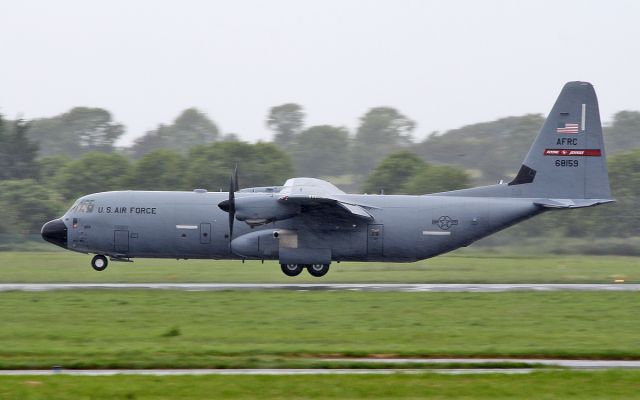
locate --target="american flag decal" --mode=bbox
[556,123,579,134]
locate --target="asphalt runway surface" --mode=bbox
[0,283,638,292]
[0,368,534,376]
[3,358,640,376]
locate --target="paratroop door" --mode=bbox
[114,230,129,253]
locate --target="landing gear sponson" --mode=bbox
[280,263,330,277]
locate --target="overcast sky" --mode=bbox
[1,0,639,145]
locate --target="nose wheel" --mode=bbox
[91,255,108,271]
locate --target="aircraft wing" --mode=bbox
[279,177,346,195]
[276,178,377,220]
[279,194,375,220]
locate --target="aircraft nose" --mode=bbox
[41,219,68,249]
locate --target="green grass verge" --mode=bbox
[0,251,638,283]
[2,371,640,399]
[1,290,640,369]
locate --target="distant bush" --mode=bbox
[548,237,640,257]
[161,327,181,338]
[476,235,640,257]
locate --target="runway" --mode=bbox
[0,368,535,376]
[0,283,638,292]
[2,358,640,376]
[335,358,640,369]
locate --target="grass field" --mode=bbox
[2,371,640,399]
[1,290,639,368]
[1,252,639,398]
[0,251,638,283]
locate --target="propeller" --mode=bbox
[218,166,239,240]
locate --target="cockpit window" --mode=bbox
[75,200,95,213]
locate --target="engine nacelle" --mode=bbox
[234,195,300,226]
[231,229,298,259]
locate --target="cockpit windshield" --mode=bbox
[69,199,95,214]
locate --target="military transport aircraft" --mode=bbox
[42,82,613,277]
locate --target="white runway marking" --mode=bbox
[0,283,638,292]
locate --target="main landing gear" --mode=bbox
[91,254,108,271]
[307,264,330,277]
[280,263,330,277]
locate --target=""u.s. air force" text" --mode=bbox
[97,206,157,214]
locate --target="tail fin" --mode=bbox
[509,81,612,201]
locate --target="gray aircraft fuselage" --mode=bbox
[53,189,539,262]
[41,82,614,276]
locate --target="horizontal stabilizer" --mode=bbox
[534,198,615,209]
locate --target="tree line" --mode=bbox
[1,102,639,241]
[20,104,437,181]
[20,104,640,182]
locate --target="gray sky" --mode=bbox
[1,0,639,146]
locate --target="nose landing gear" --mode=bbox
[91,255,108,271]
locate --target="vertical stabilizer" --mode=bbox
[509,81,612,200]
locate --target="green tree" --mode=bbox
[37,155,72,185]
[403,165,470,195]
[291,125,350,177]
[604,111,640,154]
[266,103,305,147]
[130,108,219,158]
[0,117,40,180]
[417,114,544,185]
[0,180,65,234]
[362,151,425,194]
[27,107,124,157]
[351,107,415,176]
[606,148,640,236]
[185,141,293,190]
[221,133,240,142]
[52,152,131,200]
[129,149,186,190]
[565,148,640,238]
[516,149,640,240]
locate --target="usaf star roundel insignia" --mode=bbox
[432,215,459,230]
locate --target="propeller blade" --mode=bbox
[217,167,240,241]
[228,176,235,239]
[233,164,239,192]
